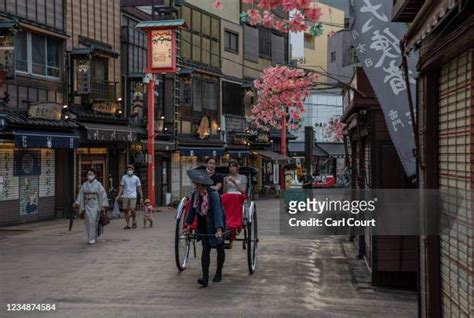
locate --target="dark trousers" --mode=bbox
[201,239,225,279]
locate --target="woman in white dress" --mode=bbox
[73,169,109,245]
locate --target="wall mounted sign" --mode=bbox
[39,149,55,197]
[76,59,91,94]
[196,116,210,140]
[92,101,118,115]
[0,148,18,201]
[14,150,41,176]
[27,103,63,121]
[0,33,15,84]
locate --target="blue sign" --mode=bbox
[13,130,79,149]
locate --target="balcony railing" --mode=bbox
[90,79,117,101]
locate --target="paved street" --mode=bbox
[0,199,417,318]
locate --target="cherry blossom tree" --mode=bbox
[249,66,319,131]
[213,0,324,35]
[322,117,345,142]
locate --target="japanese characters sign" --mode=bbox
[27,103,63,121]
[352,0,418,177]
[151,30,173,69]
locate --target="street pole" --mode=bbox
[147,74,156,207]
[280,110,286,191]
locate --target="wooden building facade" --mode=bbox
[393,0,474,316]
[65,0,133,197]
[0,0,77,226]
[342,67,418,288]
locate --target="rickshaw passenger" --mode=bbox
[222,160,247,242]
[223,160,247,194]
[205,157,224,193]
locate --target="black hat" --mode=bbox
[187,169,214,186]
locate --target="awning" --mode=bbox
[254,150,294,163]
[227,149,250,158]
[179,147,225,157]
[13,130,79,149]
[81,123,139,142]
[316,143,346,158]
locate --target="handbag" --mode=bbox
[99,209,110,226]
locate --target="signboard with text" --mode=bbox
[148,28,177,73]
[27,103,62,121]
[352,0,418,177]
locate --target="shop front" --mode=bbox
[74,119,140,194]
[0,109,79,226]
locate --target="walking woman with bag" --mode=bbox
[185,169,226,287]
[73,169,109,245]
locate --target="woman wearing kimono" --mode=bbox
[73,169,109,245]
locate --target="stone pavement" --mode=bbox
[0,199,417,318]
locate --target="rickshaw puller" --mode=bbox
[185,169,226,287]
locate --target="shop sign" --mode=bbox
[92,102,118,115]
[27,103,62,121]
[0,33,15,84]
[197,116,210,140]
[76,59,91,94]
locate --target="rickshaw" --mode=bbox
[174,166,259,274]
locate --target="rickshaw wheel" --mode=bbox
[175,199,191,272]
[247,205,258,274]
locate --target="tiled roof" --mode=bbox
[69,108,128,124]
[6,111,78,129]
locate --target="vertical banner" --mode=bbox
[19,176,39,215]
[39,149,55,197]
[352,0,418,177]
[0,148,19,201]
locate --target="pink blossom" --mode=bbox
[262,11,274,28]
[242,0,255,4]
[212,0,223,10]
[282,0,296,12]
[249,66,318,131]
[288,13,307,32]
[247,9,262,25]
[296,0,311,9]
[258,0,281,10]
[305,7,323,22]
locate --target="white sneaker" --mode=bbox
[88,240,96,245]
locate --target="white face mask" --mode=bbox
[87,175,95,182]
[127,170,133,176]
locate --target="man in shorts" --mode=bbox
[116,165,143,229]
